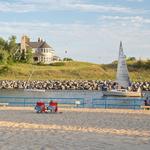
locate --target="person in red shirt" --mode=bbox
[48,100,58,112]
[35,101,46,113]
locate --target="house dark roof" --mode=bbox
[40,42,51,48]
[28,41,51,49]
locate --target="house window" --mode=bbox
[33,57,38,61]
[41,56,43,61]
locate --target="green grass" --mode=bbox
[0,61,149,81]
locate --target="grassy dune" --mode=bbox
[0,61,149,81]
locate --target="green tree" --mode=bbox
[0,50,9,64]
[0,35,19,64]
[145,59,150,69]
[0,37,6,50]
[7,35,19,62]
[20,50,26,63]
[0,37,9,64]
[20,48,33,63]
[127,57,136,61]
[63,57,73,61]
[26,48,33,63]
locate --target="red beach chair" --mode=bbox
[35,101,46,113]
[47,100,58,112]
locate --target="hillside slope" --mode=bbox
[0,61,149,81]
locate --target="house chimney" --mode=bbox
[21,35,29,52]
[38,37,44,42]
[38,37,41,42]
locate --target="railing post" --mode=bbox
[24,98,25,107]
[92,98,94,108]
[105,99,106,109]
[83,98,85,108]
[134,99,136,110]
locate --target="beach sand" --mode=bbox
[0,107,150,150]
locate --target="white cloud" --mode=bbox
[0,0,146,14]
[67,3,133,13]
[127,0,143,2]
[0,2,36,12]
[0,21,149,63]
[99,15,150,28]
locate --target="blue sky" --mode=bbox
[0,0,150,63]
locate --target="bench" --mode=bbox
[0,103,9,107]
[141,105,150,110]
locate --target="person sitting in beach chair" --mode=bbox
[35,101,46,113]
[47,100,58,113]
[144,100,148,106]
[144,96,150,106]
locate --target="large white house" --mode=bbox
[20,35,60,64]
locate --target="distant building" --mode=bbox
[20,35,60,64]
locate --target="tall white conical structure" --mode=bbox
[116,41,130,88]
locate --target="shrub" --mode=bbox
[0,50,9,64]
[36,62,46,66]
[127,57,136,61]
[63,57,73,61]
[0,65,11,74]
[49,62,65,66]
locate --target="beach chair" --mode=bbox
[47,101,58,113]
[35,101,46,113]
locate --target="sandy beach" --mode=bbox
[0,107,150,150]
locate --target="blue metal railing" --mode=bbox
[92,97,144,109]
[0,96,145,109]
[0,96,85,108]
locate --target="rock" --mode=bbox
[0,80,149,91]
